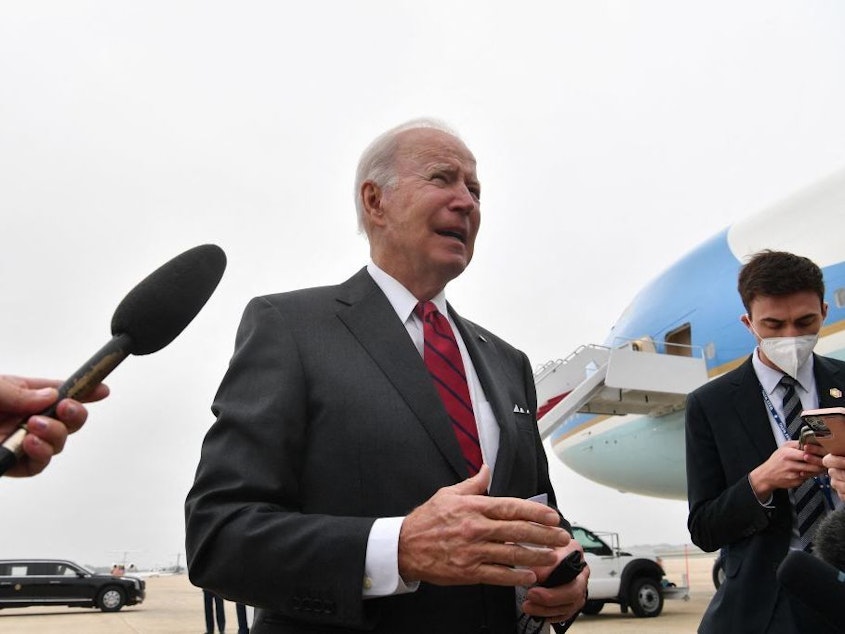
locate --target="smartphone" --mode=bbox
[800,407,845,455]
[539,550,585,588]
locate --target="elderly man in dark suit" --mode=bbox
[185,119,587,633]
[686,250,844,633]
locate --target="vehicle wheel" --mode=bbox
[712,555,725,589]
[97,586,126,612]
[581,600,604,615]
[628,577,663,617]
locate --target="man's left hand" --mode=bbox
[521,540,589,624]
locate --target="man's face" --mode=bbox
[742,291,827,340]
[366,128,481,296]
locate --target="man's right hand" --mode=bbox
[749,440,827,500]
[397,465,570,587]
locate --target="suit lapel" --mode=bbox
[335,269,467,478]
[732,357,779,460]
[731,354,845,459]
[813,354,845,408]
[450,305,518,494]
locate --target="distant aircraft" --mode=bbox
[536,168,845,500]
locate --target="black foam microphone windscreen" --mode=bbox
[777,550,845,633]
[111,243,227,354]
[0,244,227,476]
[815,506,845,572]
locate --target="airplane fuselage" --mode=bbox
[547,169,845,499]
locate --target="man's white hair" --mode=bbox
[354,117,461,233]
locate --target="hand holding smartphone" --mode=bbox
[800,407,845,454]
[526,550,586,632]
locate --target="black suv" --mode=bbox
[0,559,145,612]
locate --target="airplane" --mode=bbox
[535,167,845,500]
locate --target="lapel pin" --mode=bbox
[830,388,842,398]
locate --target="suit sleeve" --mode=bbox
[185,297,376,628]
[685,390,773,552]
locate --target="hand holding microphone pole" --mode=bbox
[0,244,227,477]
[0,376,110,476]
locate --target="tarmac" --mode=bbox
[0,551,717,633]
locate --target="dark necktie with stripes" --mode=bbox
[781,375,828,551]
[417,301,482,476]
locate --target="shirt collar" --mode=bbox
[366,261,448,322]
[751,346,814,395]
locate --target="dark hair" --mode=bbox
[737,250,825,315]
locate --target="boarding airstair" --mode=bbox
[535,340,710,440]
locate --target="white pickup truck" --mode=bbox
[572,524,686,618]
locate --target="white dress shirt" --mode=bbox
[752,348,818,446]
[361,261,500,597]
[750,349,841,545]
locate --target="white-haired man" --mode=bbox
[186,119,587,633]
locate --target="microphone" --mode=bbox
[0,243,227,476]
[815,507,845,571]
[777,549,845,632]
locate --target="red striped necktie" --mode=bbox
[416,301,482,475]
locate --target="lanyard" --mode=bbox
[760,384,836,511]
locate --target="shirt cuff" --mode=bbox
[748,473,775,508]
[363,516,420,598]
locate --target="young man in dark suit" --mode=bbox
[185,119,587,633]
[686,250,844,633]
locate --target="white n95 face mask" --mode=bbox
[757,334,819,379]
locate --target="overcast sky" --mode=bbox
[2,1,845,570]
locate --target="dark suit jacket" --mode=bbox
[686,353,845,634]
[185,268,563,633]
